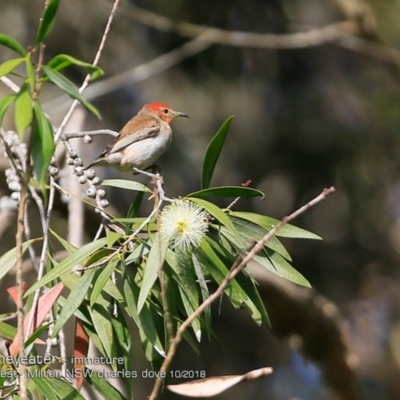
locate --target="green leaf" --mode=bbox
[14,85,32,137]
[125,191,144,233]
[106,231,123,248]
[137,234,168,313]
[230,215,291,261]
[173,250,201,339]
[31,375,58,400]
[202,116,233,189]
[35,0,61,47]
[231,211,322,239]
[90,295,114,361]
[0,34,26,56]
[25,237,108,296]
[47,54,104,80]
[51,268,97,337]
[41,376,85,400]
[189,197,239,240]
[192,251,210,339]
[32,103,55,188]
[0,94,16,127]
[0,58,24,78]
[187,186,265,199]
[199,240,267,324]
[254,251,311,287]
[86,371,126,400]
[111,306,134,398]
[0,239,39,282]
[49,228,77,254]
[42,65,100,118]
[123,275,164,354]
[90,258,118,306]
[99,179,151,192]
[0,321,17,339]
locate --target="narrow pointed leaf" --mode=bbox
[0,58,24,78]
[14,85,32,136]
[31,376,58,400]
[47,54,104,80]
[188,186,265,199]
[0,34,26,56]
[90,296,114,361]
[73,318,89,391]
[90,258,118,306]
[231,211,322,240]
[86,372,126,400]
[137,234,168,313]
[100,179,151,192]
[202,116,233,189]
[0,239,38,281]
[32,103,55,188]
[25,237,108,296]
[254,252,311,287]
[189,197,239,240]
[35,0,61,46]
[42,65,100,118]
[52,269,97,337]
[0,94,16,127]
[41,377,85,400]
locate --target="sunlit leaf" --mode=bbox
[189,197,239,240]
[86,371,126,400]
[52,269,96,337]
[187,186,265,199]
[202,116,233,189]
[0,58,24,78]
[47,54,104,80]
[0,239,38,282]
[0,94,16,127]
[137,234,168,313]
[90,294,114,361]
[90,258,118,306]
[35,0,61,46]
[14,84,32,137]
[99,179,151,192]
[231,211,322,239]
[25,237,108,296]
[0,34,26,56]
[32,103,55,188]
[41,376,85,400]
[254,252,311,287]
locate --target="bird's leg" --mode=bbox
[133,166,172,202]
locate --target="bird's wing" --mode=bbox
[99,117,161,157]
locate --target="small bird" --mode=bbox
[87,102,188,173]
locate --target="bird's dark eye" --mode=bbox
[163,109,169,114]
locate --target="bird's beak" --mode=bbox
[172,110,189,119]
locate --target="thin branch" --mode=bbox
[148,186,336,400]
[61,129,119,140]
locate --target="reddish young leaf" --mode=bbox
[9,282,64,356]
[7,282,27,305]
[73,317,89,391]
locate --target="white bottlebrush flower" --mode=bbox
[159,199,209,251]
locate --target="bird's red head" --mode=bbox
[142,102,188,123]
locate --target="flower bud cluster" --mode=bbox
[64,141,109,209]
[2,131,25,203]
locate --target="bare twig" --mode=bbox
[148,186,336,399]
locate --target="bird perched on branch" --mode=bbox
[87,102,188,174]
